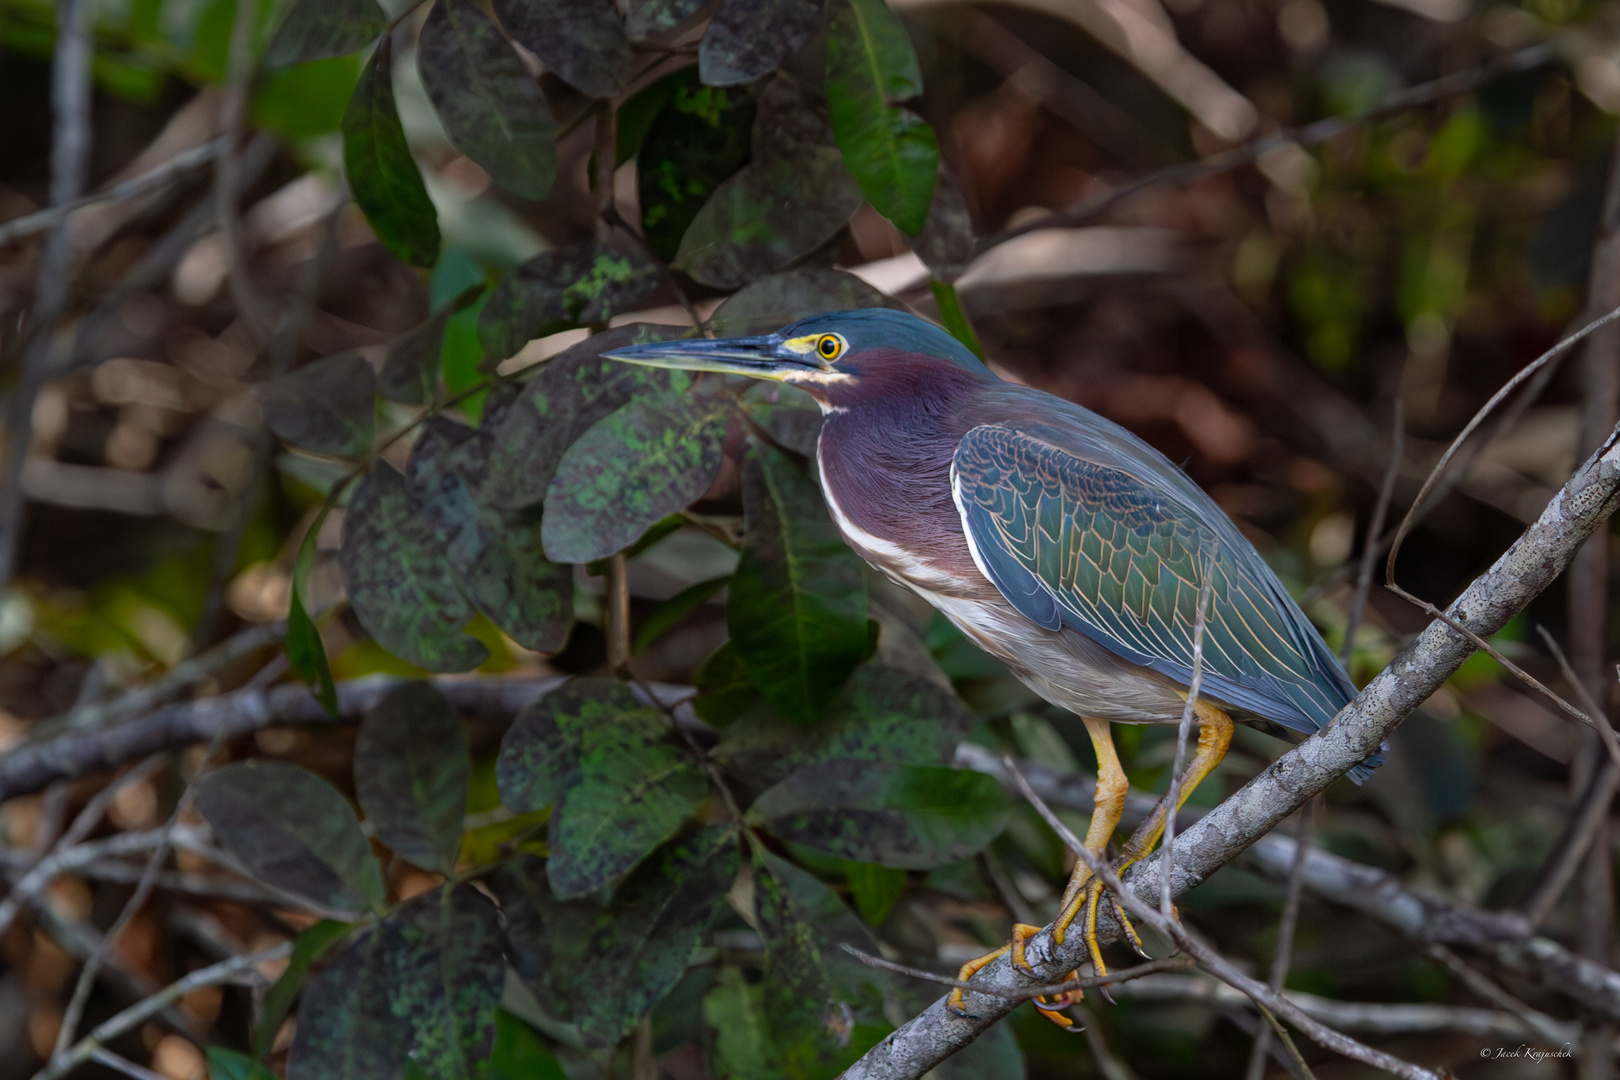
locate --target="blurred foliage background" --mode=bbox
[0,0,1617,1072]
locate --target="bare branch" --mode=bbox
[35,944,291,1080]
[1000,757,1440,1080]
[0,137,227,247]
[838,946,1190,1000]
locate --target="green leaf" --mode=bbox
[728,442,867,726]
[716,663,979,784]
[711,267,903,337]
[703,969,784,1080]
[928,277,985,360]
[675,78,863,289]
[575,826,739,1045]
[699,0,826,86]
[841,861,905,924]
[750,850,843,1060]
[263,0,384,68]
[257,352,375,458]
[692,641,757,727]
[486,1010,568,1080]
[408,415,574,652]
[478,242,660,364]
[287,496,339,717]
[380,284,485,405]
[253,55,363,139]
[491,0,630,97]
[355,682,470,874]
[206,1048,266,1080]
[748,761,1011,868]
[344,35,441,268]
[633,575,729,654]
[626,0,707,40]
[289,885,504,1080]
[496,679,710,897]
[339,462,490,672]
[481,323,695,512]
[824,0,938,235]
[543,388,730,564]
[637,70,755,262]
[253,919,353,1060]
[195,761,385,911]
[418,0,556,201]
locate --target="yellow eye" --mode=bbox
[817,334,844,361]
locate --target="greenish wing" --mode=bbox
[950,424,1347,734]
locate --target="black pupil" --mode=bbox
[821,338,835,355]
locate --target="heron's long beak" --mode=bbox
[602,334,819,381]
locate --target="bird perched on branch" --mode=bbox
[608,308,1380,1024]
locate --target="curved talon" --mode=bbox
[946,941,1012,1016]
[1008,922,1043,974]
[1106,890,1149,959]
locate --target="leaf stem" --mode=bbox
[928,278,985,360]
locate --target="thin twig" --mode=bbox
[35,943,291,1080]
[838,945,1190,1000]
[49,734,229,1061]
[1162,546,1216,917]
[975,44,1551,256]
[87,1048,170,1080]
[1000,758,1441,1080]
[1341,403,1404,669]
[0,0,95,593]
[212,0,275,342]
[1244,799,1319,1080]
[1520,758,1619,927]
[1538,625,1620,776]
[1424,944,1571,1046]
[0,138,227,247]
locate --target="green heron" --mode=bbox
[607,309,1379,1022]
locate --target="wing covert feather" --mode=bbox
[951,424,1349,734]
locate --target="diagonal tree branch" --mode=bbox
[839,417,1620,1079]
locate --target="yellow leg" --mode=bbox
[952,717,1125,1027]
[1081,702,1234,978]
[1048,718,1128,948]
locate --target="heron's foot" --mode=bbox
[946,925,1080,1028]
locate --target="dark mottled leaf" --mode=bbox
[258,352,375,458]
[615,75,681,165]
[824,0,938,234]
[702,970,781,1080]
[408,416,574,652]
[728,442,867,726]
[699,0,825,86]
[355,682,469,874]
[716,664,975,785]
[196,761,383,911]
[419,0,556,201]
[675,79,862,289]
[344,36,441,267]
[710,267,902,337]
[738,381,823,457]
[490,856,597,1017]
[543,387,730,563]
[254,920,353,1059]
[909,165,974,279]
[289,885,503,1080]
[481,324,694,511]
[487,1011,568,1080]
[750,851,842,1057]
[627,0,707,39]
[748,761,1011,868]
[379,285,484,405]
[340,462,489,672]
[492,0,631,97]
[633,575,729,654]
[478,242,660,364]
[637,71,755,261]
[842,861,905,924]
[264,0,385,68]
[574,826,739,1045]
[287,499,338,717]
[496,679,710,897]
